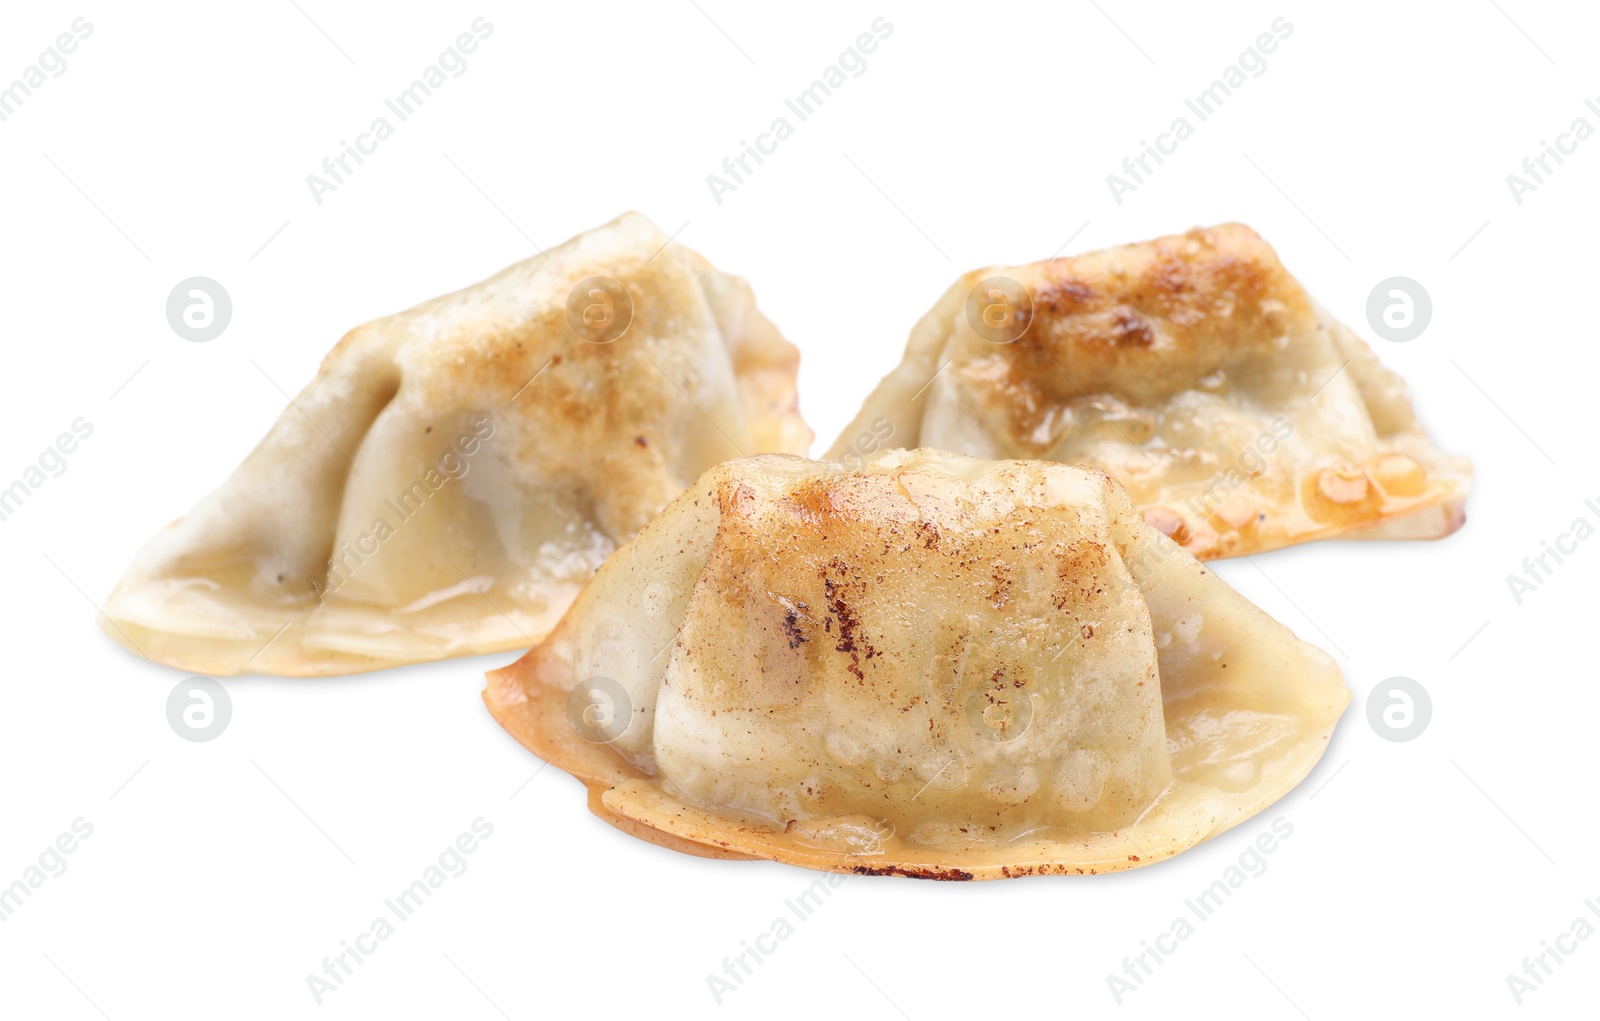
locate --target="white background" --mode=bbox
[1,1,1595,1018]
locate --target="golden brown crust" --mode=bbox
[978,224,1310,412]
[827,224,1470,560]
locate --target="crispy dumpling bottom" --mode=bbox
[486,451,1349,878]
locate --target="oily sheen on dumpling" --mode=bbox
[484,450,1348,878]
[827,224,1471,559]
[102,213,811,676]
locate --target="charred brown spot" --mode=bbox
[780,610,808,649]
[1107,306,1156,347]
[1147,258,1196,303]
[851,864,974,881]
[823,573,866,680]
[1033,278,1097,314]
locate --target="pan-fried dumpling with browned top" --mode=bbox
[102,213,811,676]
[826,224,1470,559]
[484,449,1348,878]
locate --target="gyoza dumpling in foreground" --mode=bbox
[102,213,810,676]
[827,224,1471,559]
[485,449,1349,878]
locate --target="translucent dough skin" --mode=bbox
[825,224,1470,559]
[100,213,810,676]
[485,450,1349,879]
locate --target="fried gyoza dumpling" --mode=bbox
[484,449,1348,878]
[102,213,811,676]
[826,224,1470,559]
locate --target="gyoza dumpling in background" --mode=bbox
[827,224,1471,559]
[103,213,811,676]
[485,449,1349,878]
